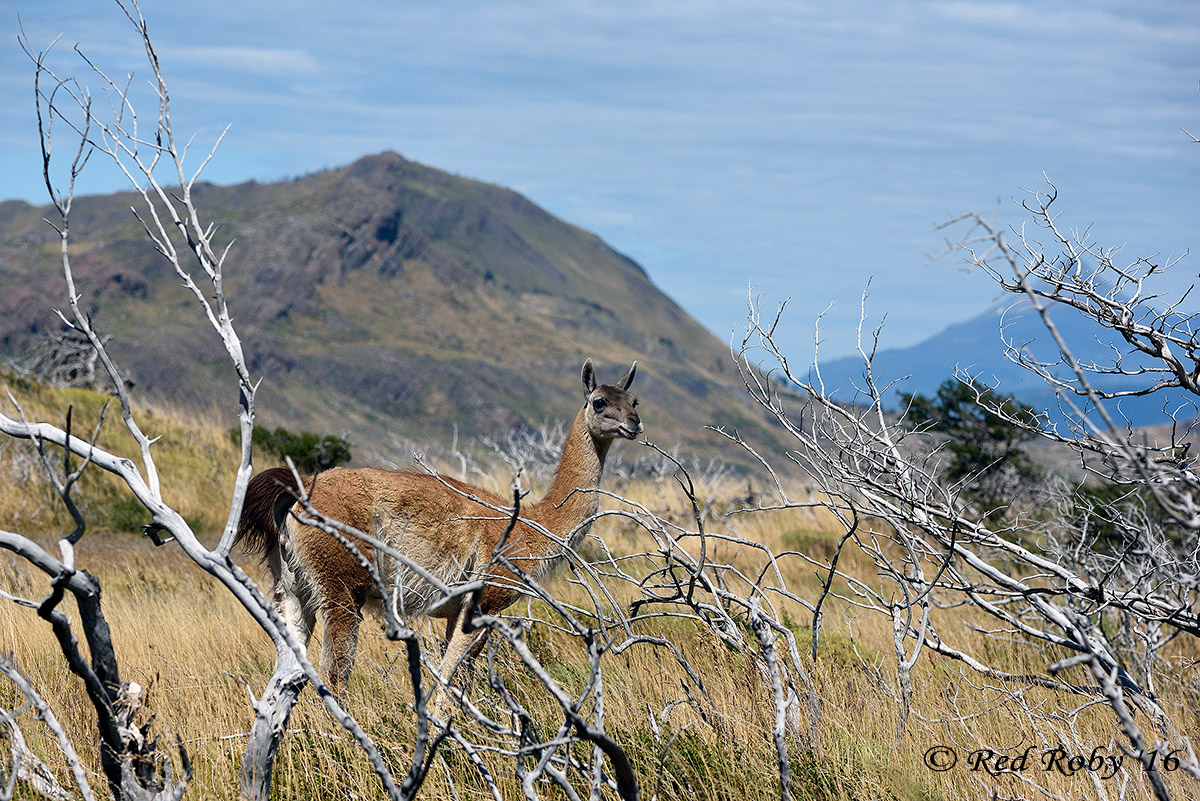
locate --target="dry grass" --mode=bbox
[2,382,1197,800]
[0,371,240,540]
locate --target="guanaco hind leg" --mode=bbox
[319,597,362,696]
[271,539,317,647]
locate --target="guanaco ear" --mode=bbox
[616,360,637,391]
[582,359,597,393]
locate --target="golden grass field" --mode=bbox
[2,376,1197,800]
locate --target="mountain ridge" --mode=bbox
[0,151,778,466]
[815,298,1196,427]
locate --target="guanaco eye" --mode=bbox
[632,398,639,408]
[592,397,608,412]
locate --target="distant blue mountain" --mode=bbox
[814,300,1197,428]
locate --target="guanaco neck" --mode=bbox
[529,404,610,541]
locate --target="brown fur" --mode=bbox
[235,360,643,704]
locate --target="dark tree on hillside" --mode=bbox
[239,425,353,473]
[900,378,1041,514]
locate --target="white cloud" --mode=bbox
[168,45,320,77]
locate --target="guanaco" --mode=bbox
[235,359,643,703]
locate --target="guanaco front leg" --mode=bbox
[430,605,487,717]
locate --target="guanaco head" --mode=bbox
[581,359,643,441]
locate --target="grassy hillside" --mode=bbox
[0,153,778,468]
[2,377,1195,801]
[0,371,240,541]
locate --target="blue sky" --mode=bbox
[2,1,1197,361]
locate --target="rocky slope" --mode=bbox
[0,152,779,466]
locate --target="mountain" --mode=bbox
[815,300,1197,427]
[0,152,779,466]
